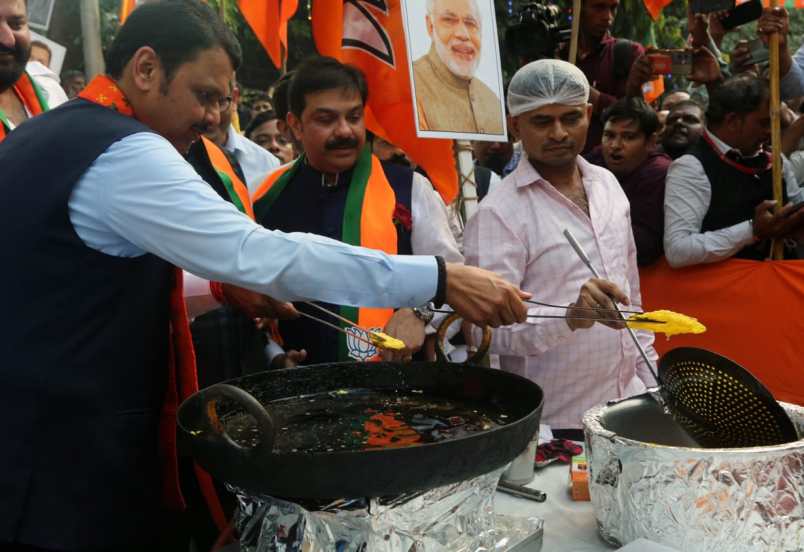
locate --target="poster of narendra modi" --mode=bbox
[401,0,507,141]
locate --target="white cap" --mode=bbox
[507,59,590,117]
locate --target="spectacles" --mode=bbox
[193,88,233,113]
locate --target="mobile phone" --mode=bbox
[748,37,769,65]
[648,49,693,77]
[690,0,734,14]
[720,0,763,31]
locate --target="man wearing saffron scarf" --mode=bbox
[253,57,463,364]
[0,2,529,550]
[0,0,54,141]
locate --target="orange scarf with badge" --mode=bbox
[252,148,397,361]
[78,76,230,531]
[0,72,49,142]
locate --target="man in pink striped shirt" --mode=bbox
[465,60,657,433]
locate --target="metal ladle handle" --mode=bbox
[563,229,660,386]
[198,383,275,458]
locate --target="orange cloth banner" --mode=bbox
[238,0,299,69]
[643,0,673,20]
[737,0,804,7]
[639,258,804,406]
[311,0,459,203]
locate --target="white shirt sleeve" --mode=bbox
[663,154,755,268]
[226,127,280,193]
[410,172,464,263]
[781,44,804,101]
[68,132,438,308]
[27,62,69,108]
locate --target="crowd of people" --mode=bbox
[1,0,803,550]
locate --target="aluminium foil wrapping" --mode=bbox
[231,467,543,551]
[583,401,804,551]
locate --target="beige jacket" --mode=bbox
[412,46,504,135]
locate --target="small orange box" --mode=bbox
[570,454,590,501]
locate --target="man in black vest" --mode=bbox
[252,57,463,365]
[0,3,530,550]
[664,74,804,268]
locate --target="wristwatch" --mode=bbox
[411,304,435,325]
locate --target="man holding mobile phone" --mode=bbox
[570,0,648,154]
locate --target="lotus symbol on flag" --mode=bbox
[347,326,380,361]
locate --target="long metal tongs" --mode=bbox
[298,302,399,350]
[563,229,661,386]
[296,307,374,348]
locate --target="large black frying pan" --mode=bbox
[178,319,544,499]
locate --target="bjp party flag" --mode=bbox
[238,0,299,69]
[312,0,459,203]
[643,0,673,20]
[642,75,665,104]
[119,0,142,24]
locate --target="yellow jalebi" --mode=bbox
[627,310,706,337]
[370,331,406,351]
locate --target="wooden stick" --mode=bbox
[769,0,784,260]
[569,0,582,65]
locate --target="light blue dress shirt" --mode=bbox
[68,132,438,308]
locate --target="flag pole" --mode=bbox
[569,0,582,65]
[455,140,478,225]
[769,0,784,260]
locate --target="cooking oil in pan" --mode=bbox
[222,388,510,453]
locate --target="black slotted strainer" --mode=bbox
[659,347,798,448]
[563,229,799,449]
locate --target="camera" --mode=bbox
[505,1,571,63]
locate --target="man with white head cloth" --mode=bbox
[464,59,657,435]
[411,0,503,135]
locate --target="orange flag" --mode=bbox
[119,0,139,24]
[238,0,299,69]
[642,75,665,105]
[640,258,804,406]
[643,0,673,20]
[312,0,458,203]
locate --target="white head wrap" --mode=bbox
[507,59,590,117]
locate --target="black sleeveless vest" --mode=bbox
[690,137,792,260]
[255,159,414,364]
[0,100,173,549]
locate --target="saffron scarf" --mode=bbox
[0,71,49,142]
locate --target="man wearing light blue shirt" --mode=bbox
[0,2,529,550]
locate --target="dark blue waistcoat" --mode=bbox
[254,160,414,364]
[0,100,174,549]
[690,138,794,260]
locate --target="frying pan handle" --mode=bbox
[435,312,492,364]
[197,383,275,458]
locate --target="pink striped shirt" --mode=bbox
[465,154,657,429]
